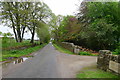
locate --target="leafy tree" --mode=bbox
[0,2,31,42]
[53,15,81,42]
[27,2,52,43]
[54,2,120,51]
[50,14,63,41]
[0,2,52,43]
[76,2,120,50]
[36,22,50,44]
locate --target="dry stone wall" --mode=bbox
[57,42,96,54]
[57,42,81,54]
[97,50,120,75]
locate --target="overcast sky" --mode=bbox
[0,0,82,39]
[42,0,82,16]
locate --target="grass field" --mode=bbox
[2,44,46,61]
[2,39,39,49]
[1,39,46,61]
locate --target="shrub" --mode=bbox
[112,43,120,55]
[79,51,91,55]
[10,50,19,54]
[79,51,97,56]
[112,46,120,55]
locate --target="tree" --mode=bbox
[0,1,52,43]
[27,2,52,43]
[53,15,81,42]
[49,14,63,41]
[0,2,31,42]
[76,2,120,50]
[36,21,50,44]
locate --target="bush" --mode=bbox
[112,46,120,55]
[79,51,91,55]
[10,50,19,54]
[79,51,97,56]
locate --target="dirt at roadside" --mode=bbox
[56,51,97,78]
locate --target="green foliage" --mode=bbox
[10,50,18,54]
[79,51,97,56]
[2,32,13,43]
[79,2,119,50]
[2,39,30,49]
[50,14,63,41]
[0,31,2,35]
[36,22,50,43]
[0,2,52,43]
[53,15,81,41]
[64,2,120,51]
[80,18,116,50]
[79,52,90,55]
[112,44,120,55]
[79,51,91,55]
[52,2,120,52]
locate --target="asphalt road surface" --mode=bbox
[2,43,97,78]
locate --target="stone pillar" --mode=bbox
[97,50,112,71]
[74,45,80,54]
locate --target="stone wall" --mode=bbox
[57,42,82,54]
[97,50,120,75]
[57,42,96,54]
[57,42,74,53]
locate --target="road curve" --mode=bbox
[2,43,97,78]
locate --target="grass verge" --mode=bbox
[76,66,119,78]
[53,44,74,54]
[1,43,47,61]
[53,43,97,56]
[77,70,119,78]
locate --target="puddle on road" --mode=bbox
[13,57,28,64]
[2,57,30,68]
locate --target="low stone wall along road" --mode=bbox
[2,43,97,78]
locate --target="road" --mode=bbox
[2,43,97,78]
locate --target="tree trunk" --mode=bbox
[16,16,22,42]
[17,29,22,42]
[21,27,26,42]
[30,33,34,43]
[11,16,18,42]
[30,24,35,43]
[16,2,22,42]
[13,27,18,42]
[8,9,18,42]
